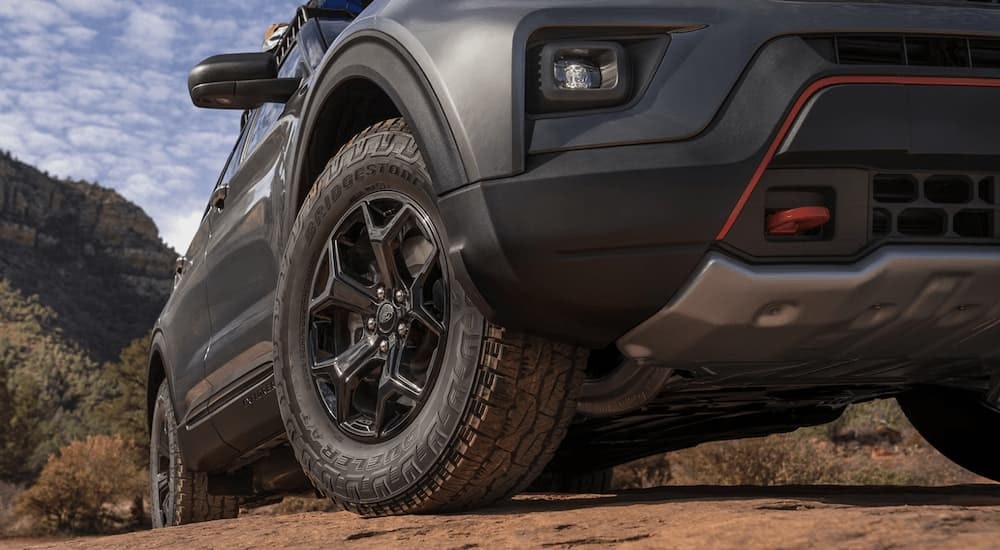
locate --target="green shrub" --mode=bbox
[610,399,983,489]
[612,454,673,490]
[16,435,144,534]
[0,481,22,535]
[668,434,835,486]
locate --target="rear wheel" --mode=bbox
[897,386,1000,482]
[273,118,587,516]
[150,382,239,527]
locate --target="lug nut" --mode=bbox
[366,317,376,332]
[379,340,389,353]
[376,287,386,300]
[395,289,407,304]
[397,323,408,337]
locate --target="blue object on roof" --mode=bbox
[318,0,369,14]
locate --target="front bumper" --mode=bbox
[619,246,1000,365]
[439,14,1000,348]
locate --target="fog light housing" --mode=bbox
[533,41,630,112]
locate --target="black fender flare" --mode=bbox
[286,31,465,227]
[285,30,493,317]
[146,329,171,431]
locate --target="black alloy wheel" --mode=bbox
[307,192,448,441]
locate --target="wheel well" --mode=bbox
[298,77,402,213]
[147,350,166,431]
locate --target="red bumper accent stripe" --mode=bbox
[715,75,1000,241]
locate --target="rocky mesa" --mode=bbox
[0,150,175,360]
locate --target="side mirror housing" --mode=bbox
[188,53,300,110]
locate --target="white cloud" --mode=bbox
[160,209,204,253]
[119,7,178,60]
[55,0,126,17]
[39,155,100,181]
[60,24,98,43]
[121,172,169,202]
[67,125,131,150]
[0,1,67,32]
[22,130,67,153]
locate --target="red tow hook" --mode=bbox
[766,206,831,236]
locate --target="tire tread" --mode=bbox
[158,383,239,525]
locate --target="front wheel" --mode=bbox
[149,381,239,527]
[272,118,586,516]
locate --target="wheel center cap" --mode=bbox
[376,303,397,333]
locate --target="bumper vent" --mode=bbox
[806,35,1000,68]
[872,173,999,241]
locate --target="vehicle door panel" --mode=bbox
[202,122,285,414]
[200,35,320,453]
[158,214,215,423]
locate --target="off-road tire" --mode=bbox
[273,118,587,516]
[897,386,1000,482]
[150,382,239,527]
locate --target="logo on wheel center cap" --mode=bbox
[376,303,396,333]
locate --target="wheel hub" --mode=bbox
[376,302,398,334]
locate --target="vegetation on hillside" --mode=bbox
[612,399,984,490]
[0,281,150,535]
[0,280,100,481]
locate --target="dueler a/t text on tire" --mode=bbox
[272,118,586,516]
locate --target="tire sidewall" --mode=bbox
[150,382,179,528]
[274,129,484,505]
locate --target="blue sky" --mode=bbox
[0,0,302,252]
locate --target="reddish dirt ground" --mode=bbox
[6,485,1000,549]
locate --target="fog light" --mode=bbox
[554,59,601,90]
[530,40,630,112]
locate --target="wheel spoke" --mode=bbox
[392,376,421,401]
[335,275,377,312]
[312,246,377,314]
[372,350,420,436]
[387,342,421,400]
[336,378,360,424]
[370,203,414,242]
[363,203,415,289]
[309,241,336,308]
[313,343,370,423]
[372,370,393,436]
[314,337,377,383]
[156,471,169,494]
[410,305,446,335]
[370,239,401,291]
[407,240,440,295]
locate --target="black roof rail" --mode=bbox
[273,5,357,66]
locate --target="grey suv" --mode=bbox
[149,0,1000,525]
